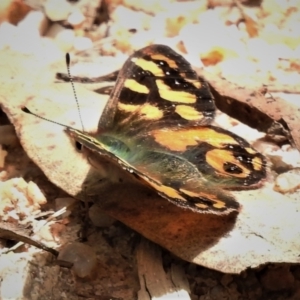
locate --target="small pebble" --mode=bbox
[58,242,98,279]
[44,0,72,22]
[260,265,295,291]
[18,10,49,36]
[89,204,115,228]
[210,284,228,299]
[67,9,85,27]
[274,168,300,193]
[46,23,75,52]
[27,181,47,207]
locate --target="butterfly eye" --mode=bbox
[75,141,83,152]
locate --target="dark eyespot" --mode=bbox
[223,162,243,174]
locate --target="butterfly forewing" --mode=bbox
[99,44,216,132]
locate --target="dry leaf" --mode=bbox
[1,47,300,274]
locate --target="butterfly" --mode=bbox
[66,44,267,215]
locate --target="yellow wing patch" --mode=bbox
[175,105,204,121]
[124,79,149,94]
[131,57,165,76]
[151,127,238,152]
[156,79,197,103]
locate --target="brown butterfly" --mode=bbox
[65,44,267,214]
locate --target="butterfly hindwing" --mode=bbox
[147,125,266,188]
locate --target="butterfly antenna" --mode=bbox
[66,53,85,132]
[22,107,71,129]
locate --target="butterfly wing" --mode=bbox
[68,121,266,214]
[98,44,216,131]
